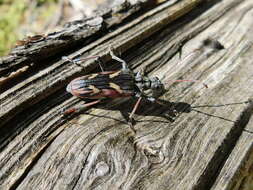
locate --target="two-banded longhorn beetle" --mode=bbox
[63,49,208,125]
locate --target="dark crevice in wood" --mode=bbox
[198,100,253,190]
[237,176,247,190]
[70,145,96,190]
[0,88,70,152]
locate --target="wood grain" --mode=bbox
[0,0,253,189]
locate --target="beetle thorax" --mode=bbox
[135,74,163,90]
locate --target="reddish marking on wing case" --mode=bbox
[102,89,133,98]
[73,89,93,98]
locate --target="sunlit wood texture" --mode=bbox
[0,0,253,189]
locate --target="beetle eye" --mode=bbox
[156,84,162,89]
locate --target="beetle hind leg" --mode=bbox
[63,100,101,115]
[95,57,105,72]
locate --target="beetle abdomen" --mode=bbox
[67,71,135,98]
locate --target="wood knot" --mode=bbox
[94,161,109,177]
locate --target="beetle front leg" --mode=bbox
[63,99,101,115]
[62,55,105,71]
[146,96,166,106]
[129,96,142,121]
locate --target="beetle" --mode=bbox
[62,48,210,126]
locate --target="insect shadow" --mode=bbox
[72,99,252,127]
[77,97,192,125]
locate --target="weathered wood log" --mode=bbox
[0,0,253,189]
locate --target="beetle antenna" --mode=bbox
[62,55,100,63]
[62,55,102,69]
[164,79,208,88]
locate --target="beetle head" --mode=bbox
[150,77,164,90]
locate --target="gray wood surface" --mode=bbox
[0,0,252,189]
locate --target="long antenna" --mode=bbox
[62,55,104,71]
[62,55,100,63]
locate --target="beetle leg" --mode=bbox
[96,57,105,72]
[126,96,142,133]
[109,49,128,71]
[63,100,101,115]
[129,96,142,122]
[62,56,84,67]
[146,96,167,106]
